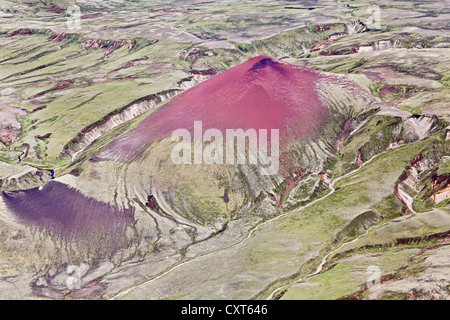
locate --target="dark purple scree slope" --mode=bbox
[1,181,134,249]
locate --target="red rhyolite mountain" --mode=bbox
[93,55,331,162]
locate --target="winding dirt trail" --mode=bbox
[266,222,387,300]
[110,146,400,300]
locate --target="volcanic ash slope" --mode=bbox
[60,55,381,228]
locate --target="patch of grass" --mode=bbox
[374,195,403,220]
[400,105,424,114]
[281,248,417,300]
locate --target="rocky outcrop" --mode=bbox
[346,21,366,35]
[178,73,215,90]
[318,171,331,185]
[355,40,402,53]
[395,169,417,214]
[0,165,52,191]
[430,175,450,204]
[49,33,66,42]
[0,106,27,146]
[80,39,143,59]
[395,138,450,213]
[356,149,364,165]
[356,115,441,168]
[5,28,34,38]
[310,39,335,52]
